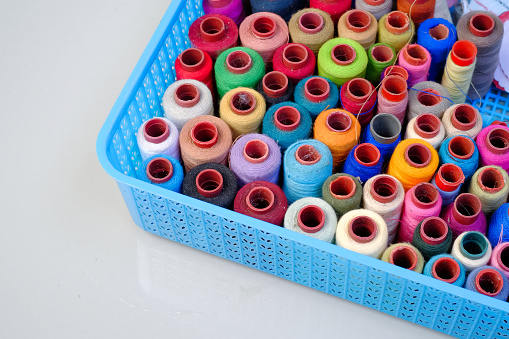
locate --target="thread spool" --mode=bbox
[355,0,392,20]
[175,48,214,94]
[342,143,383,183]
[469,166,509,216]
[490,243,509,280]
[381,243,425,273]
[362,113,402,162]
[322,173,363,217]
[183,163,238,208]
[336,209,389,258]
[273,43,316,84]
[377,11,415,53]
[387,139,439,192]
[140,155,184,193]
[293,76,340,119]
[441,104,483,139]
[250,0,307,21]
[457,11,504,99]
[441,40,478,105]
[310,0,352,24]
[412,217,453,261]
[179,115,232,172]
[340,78,377,126]
[313,109,362,171]
[397,0,436,26]
[284,197,338,242]
[317,37,368,86]
[407,82,452,122]
[443,193,488,239]
[431,163,464,206]
[423,254,466,286]
[381,65,409,83]
[219,87,266,139]
[438,136,480,180]
[337,10,378,50]
[363,174,405,244]
[487,204,509,248]
[365,43,396,86]
[229,133,281,186]
[417,18,457,82]
[451,231,492,272]
[256,71,294,108]
[188,14,239,59]
[234,181,288,226]
[466,266,509,300]
[162,79,214,131]
[283,139,333,204]
[288,8,335,56]
[404,113,446,149]
[203,0,245,25]
[398,44,432,87]
[377,75,408,124]
[239,12,289,64]
[476,125,509,172]
[262,101,313,150]
[398,182,442,242]
[137,117,180,162]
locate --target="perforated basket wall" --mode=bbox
[96,1,509,337]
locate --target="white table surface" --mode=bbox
[0,0,450,337]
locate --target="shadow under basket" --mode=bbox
[96,1,509,337]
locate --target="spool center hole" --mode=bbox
[454,106,475,124]
[194,129,215,143]
[480,170,502,189]
[429,24,448,40]
[374,184,395,197]
[181,49,203,66]
[472,15,493,32]
[501,247,509,269]
[148,160,171,179]
[464,240,483,255]
[489,130,509,149]
[146,123,166,138]
[285,47,304,62]
[327,112,351,131]
[422,221,444,239]
[330,177,355,196]
[232,93,254,111]
[348,12,369,28]
[332,45,355,62]
[276,108,299,126]
[435,261,456,280]
[417,90,441,106]
[202,17,224,34]
[408,46,427,61]
[385,80,404,95]
[299,207,323,228]
[392,249,414,269]
[176,84,198,102]
[407,145,428,165]
[253,17,275,34]
[479,275,500,294]
[388,13,407,28]
[300,13,321,29]
[450,138,473,157]
[372,46,392,62]
[245,141,268,159]
[297,145,321,163]
[373,118,399,138]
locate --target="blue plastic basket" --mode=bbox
[96,1,509,337]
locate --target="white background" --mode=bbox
[0,0,450,337]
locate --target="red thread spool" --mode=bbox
[389,245,418,270]
[189,14,238,59]
[475,268,504,297]
[274,106,301,131]
[144,118,170,144]
[469,13,495,37]
[451,104,477,131]
[196,169,224,198]
[243,139,269,164]
[331,44,356,66]
[478,167,504,193]
[348,216,377,243]
[191,121,218,148]
[304,77,330,102]
[380,75,407,102]
[383,65,409,82]
[226,50,252,74]
[402,44,429,67]
[486,127,509,155]
[434,163,464,192]
[370,175,398,204]
[451,40,478,67]
[432,257,461,283]
[296,145,322,165]
[309,0,351,24]
[448,136,475,160]
[262,71,289,98]
[176,48,214,93]
[452,193,482,226]
[178,48,206,73]
[341,78,376,126]
[200,16,226,42]
[282,44,309,70]
[329,176,356,200]
[325,111,352,133]
[414,113,441,139]
[404,143,432,168]
[298,12,325,34]
[174,83,201,108]
[297,205,325,233]
[420,217,448,246]
[385,11,409,35]
[245,186,275,213]
[411,182,439,209]
[146,157,174,184]
[346,9,372,33]
[273,43,315,84]
[230,90,256,115]
[251,15,276,38]
[354,143,380,167]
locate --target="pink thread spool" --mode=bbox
[196,169,224,198]
[450,40,477,67]
[345,9,372,33]
[304,77,330,103]
[298,11,325,34]
[251,15,276,39]
[475,268,504,297]
[434,163,464,192]
[399,44,431,86]
[296,144,322,165]
[146,157,174,184]
[491,243,509,279]
[485,127,509,155]
[325,111,352,133]
[174,83,201,108]
[385,11,409,35]
[413,113,441,139]
[144,118,170,144]
[262,71,289,98]
[230,90,256,115]
[245,186,275,213]
[477,167,504,194]
[370,175,398,204]
[412,182,439,208]
[331,44,356,66]
[226,50,252,74]
[243,139,269,164]
[390,245,418,270]
[191,121,218,148]
[329,175,356,200]
[274,106,301,132]
[420,217,448,246]
[432,257,461,283]
[379,75,408,122]
[297,205,325,233]
[348,216,378,243]
[451,104,477,131]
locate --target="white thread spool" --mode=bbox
[363,175,404,245]
[442,104,483,139]
[404,113,446,149]
[136,117,180,161]
[451,231,492,272]
[335,209,388,258]
[162,79,213,131]
[284,197,337,243]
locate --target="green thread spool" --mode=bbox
[317,37,368,86]
[365,43,396,86]
[381,243,425,273]
[322,173,363,217]
[412,217,453,261]
[215,47,265,97]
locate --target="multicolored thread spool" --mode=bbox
[322,173,363,217]
[273,43,316,84]
[188,14,239,59]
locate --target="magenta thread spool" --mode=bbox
[443,193,487,239]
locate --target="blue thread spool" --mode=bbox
[294,76,339,118]
[438,136,479,180]
[140,155,184,192]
